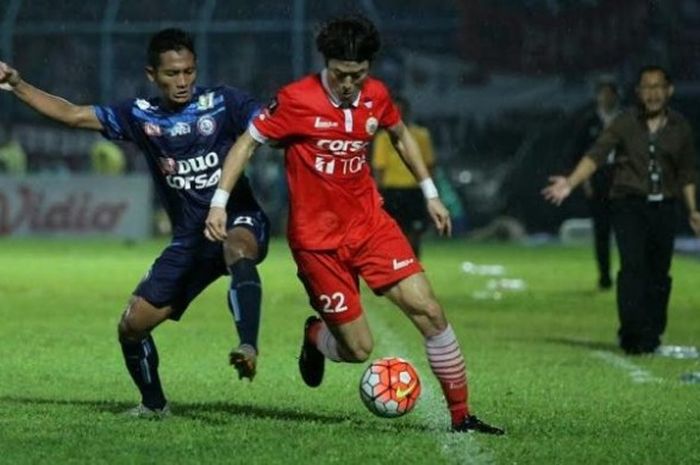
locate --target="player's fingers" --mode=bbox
[430,211,441,233]
[215,216,229,241]
[205,222,220,242]
[216,222,228,241]
[205,216,224,242]
[444,214,452,237]
[436,212,448,236]
[204,227,215,242]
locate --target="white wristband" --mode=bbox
[210,188,230,208]
[419,178,439,200]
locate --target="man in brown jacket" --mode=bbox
[544,65,700,355]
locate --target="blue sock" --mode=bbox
[228,258,262,351]
[120,334,167,409]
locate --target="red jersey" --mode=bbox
[250,71,401,250]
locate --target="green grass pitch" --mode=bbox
[1,238,698,464]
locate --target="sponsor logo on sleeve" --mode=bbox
[136,99,151,110]
[392,258,415,270]
[143,122,162,137]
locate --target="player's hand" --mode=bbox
[204,207,228,242]
[542,176,572,206]
[0,61,20,91]
[427,198,452,237]
[689,211,700,237]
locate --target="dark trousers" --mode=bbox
[611,198,675,352]
[589,197,612,283]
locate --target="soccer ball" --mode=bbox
[359,357,421,418]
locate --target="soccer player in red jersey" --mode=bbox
[205,15,503,434]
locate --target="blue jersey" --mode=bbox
[94,86,262,234]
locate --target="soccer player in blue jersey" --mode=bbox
[0,29,269,416]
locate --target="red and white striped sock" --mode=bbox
[425,324,470,425]
[309,320,343,362]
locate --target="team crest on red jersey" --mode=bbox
[365,117,379,136]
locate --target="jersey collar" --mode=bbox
[321,69,361,108]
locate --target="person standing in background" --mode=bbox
[0,124,27,174]
[570,78,622,289]
[372,96,435,258]
[544,66,700,355]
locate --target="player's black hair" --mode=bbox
[637,65,672,85]
[147,28,196,69]
[316,15,381,63]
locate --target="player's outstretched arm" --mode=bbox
[205,130,261,242]
[387,121,452,237]
[541,156,597,206]
[0,61,102,130]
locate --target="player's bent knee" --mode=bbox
[344,346,372,363]
[341,338,373,362]
[118,314,148,341]
[224,242,249,260]
[224,230,259,263]
[117,297,168,341]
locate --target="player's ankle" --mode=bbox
[307,319,322,346]
[449,404,469,426]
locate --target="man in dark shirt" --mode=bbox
[571,78,622,290]
[544,65,700,355]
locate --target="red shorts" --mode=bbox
[293,214,423,325]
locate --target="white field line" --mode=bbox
[591,350,663,384]
[370,312,496,465]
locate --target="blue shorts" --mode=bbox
[134,210,269,320]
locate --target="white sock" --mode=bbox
[425,324,467,388]
[316,323,343,362]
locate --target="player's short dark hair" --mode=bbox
[316,15,381,63]
[147,28,196,69]
[638,65,672,84]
